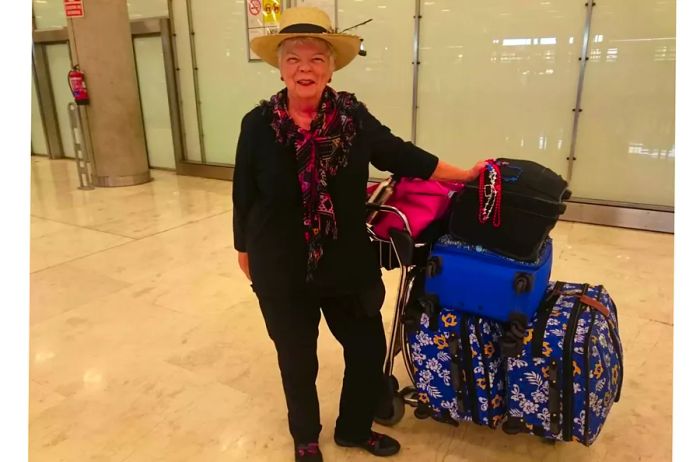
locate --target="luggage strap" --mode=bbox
[547,283,611,318]
[578,294,611,318]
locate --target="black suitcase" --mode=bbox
[449,158,571,262]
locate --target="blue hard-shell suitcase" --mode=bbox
[502,281,624,445]
[408,307,507,428]
[423,235,553,323]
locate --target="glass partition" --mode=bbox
[45,43,75,158]
[416,0,587,175]
[31,71,49,155]
[33,0,66,29]
[188,0,285,165]
[127,0,169,18]
[180,0,416,168]
[569,0,675,207]
[134,36,176,169]
[172,0,203,162]
[334,0,415,178]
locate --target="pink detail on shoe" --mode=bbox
[297,442,320,456]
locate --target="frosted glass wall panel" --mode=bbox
[190,0,286,165]
[127,0,169,19]
[134,37,176,169]
[569,0,675,207]
[417,0,586,175]
[33,0,66,29]
[31,72,49,155]
[172,0,203,162]
[45,43,75,158]
[179,0,414,167]
[334,0,415,178]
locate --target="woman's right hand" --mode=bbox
[237,252,251,281]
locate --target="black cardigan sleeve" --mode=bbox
[359,104,440,179]
[232,114,256,252]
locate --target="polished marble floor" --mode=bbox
[29,156,673,461]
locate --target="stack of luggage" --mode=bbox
[397,158,624,446]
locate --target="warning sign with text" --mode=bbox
[64,0,84,19]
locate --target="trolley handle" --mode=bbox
[365,203,413,237]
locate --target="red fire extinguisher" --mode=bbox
[67,65,89,105]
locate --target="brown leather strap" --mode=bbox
[579,294,610,318]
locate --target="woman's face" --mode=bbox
[279,39,334,104]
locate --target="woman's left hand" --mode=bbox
[466,160,489,182]
[430,159,489,183]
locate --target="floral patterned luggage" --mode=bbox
[408,305,507,428]
[502,281,624,445]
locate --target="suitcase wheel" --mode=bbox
[502,416,524,435]
[513,273,534,294]
[509,323,527,339]
[418,295,437,316]
[499,335,522,357]
[508,312,529,331]
[414,405,431,420]
[562,189,572,201]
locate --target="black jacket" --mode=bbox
[232,101,439,296]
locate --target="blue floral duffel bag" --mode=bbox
[408,304,507,428]
[501,281,624,445]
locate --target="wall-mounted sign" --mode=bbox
[64,0,84,19]
[246,0,283,61]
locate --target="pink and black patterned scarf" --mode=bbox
[266,87,362,281]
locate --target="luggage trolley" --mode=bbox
[366,193,432,426]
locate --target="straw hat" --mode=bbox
[250,6,361,70]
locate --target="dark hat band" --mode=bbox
[279,23,329,34]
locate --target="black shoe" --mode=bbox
[334,431,401,457]
[294,442,323,462]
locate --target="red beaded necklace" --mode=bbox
[478,159,502,227]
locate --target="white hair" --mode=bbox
[277,36,336,69]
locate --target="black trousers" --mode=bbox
[257,280,387,444]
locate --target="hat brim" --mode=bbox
[251,33,361,71]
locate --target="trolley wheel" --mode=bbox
[388,375,399,393]
[374,395,405,427]
[398,386,416,398]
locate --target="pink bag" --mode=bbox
[367,177,464,240]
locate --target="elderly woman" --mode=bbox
[233,7,484,461]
